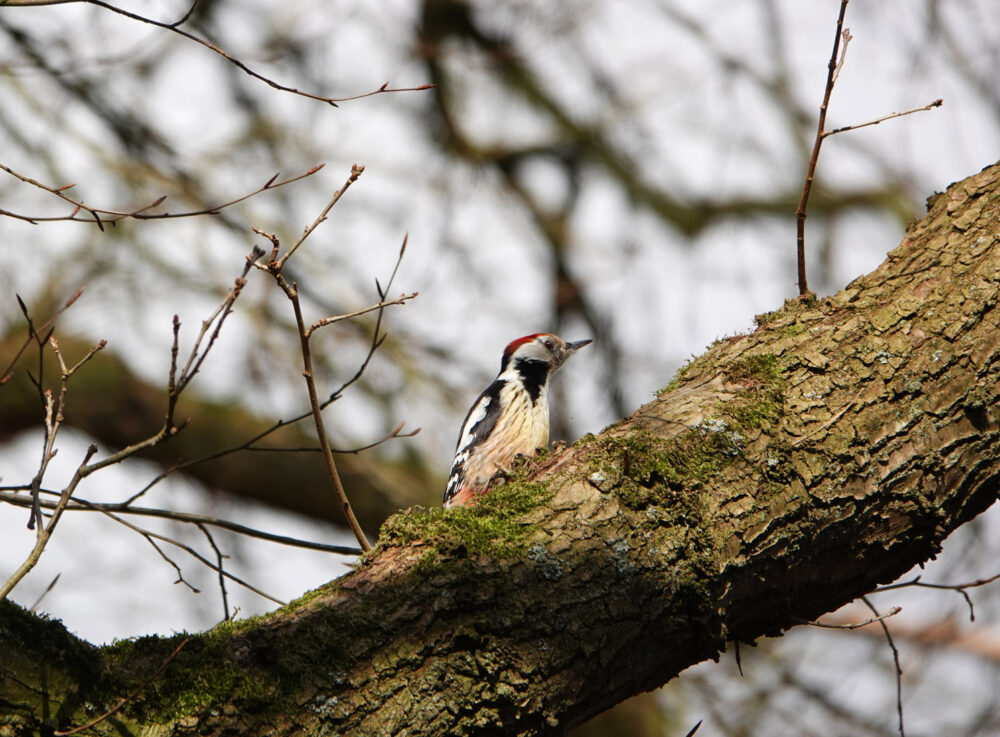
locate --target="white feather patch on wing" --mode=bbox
[455,393,492,454]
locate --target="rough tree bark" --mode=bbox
[3,160,1000,736]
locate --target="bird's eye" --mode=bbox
[542,338,554,349]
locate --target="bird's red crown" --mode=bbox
[502,333,549,362]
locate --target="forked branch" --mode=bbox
[794,0,940,297]
[252,168,417,552]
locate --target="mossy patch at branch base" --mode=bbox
[376,477,554,559]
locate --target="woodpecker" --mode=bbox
[443,333,592,508]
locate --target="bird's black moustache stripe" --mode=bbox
[514,358,548,403]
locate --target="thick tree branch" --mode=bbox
[3,161,1000,735]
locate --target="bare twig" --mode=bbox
[793,2,941,298]
[0,489,363,555]
[79,251,258,479]
[98,510,286,605]
[139,530,201,594]
[0,162,323,230]
[250,169,421,552]
[246,422,420,455]
[273,164,365,268]
[824,99,944,138]
[27,383,59,531]
[324,234,409,403]
[0,444,98,600]
[198,524,231,621]
[1,332,105,599]
[2,249,266,599]
[29,573,61,612]
[285,282,371,551]
[800,606,902,630]
[117,236,415,508]
[171,254,257,399]
[66,0,431,107]
[862,596,906,737]
[794,0,850,297]
[874,571,1000,622]
[53,637,190,736]
[0,287,84,385]
[121,416,416,506]
[28,337,107,534]
[306,292,418,337]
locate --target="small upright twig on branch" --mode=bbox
[794,0,940,297]
[794,0,850,297]
[28,573,61,612]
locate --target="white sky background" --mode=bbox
[2,0,1000,732]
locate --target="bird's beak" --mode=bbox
[567,339,592,353]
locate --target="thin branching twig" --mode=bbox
[0,489,362,555]
[285,279,372,551]
[798,606,902,630]
[0,162,323,230]
[862,595,906,737]
[1,251,260,600]
[99,510,286,605]
[80,253,256,479]
[793,0,940,297]
[874,571,1000,622]
[825,100,943,138]
[0,288,84,385]
[120,418,416,507]
[117,232,416,504]
[251,170,418,552]
[46,0,434,108]
[794,0,850,297]
[1,331,105,600]
[0,443,98,600]
[273,164,365,268]
[198,523,231,621]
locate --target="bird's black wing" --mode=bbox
[444,378,505,503]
